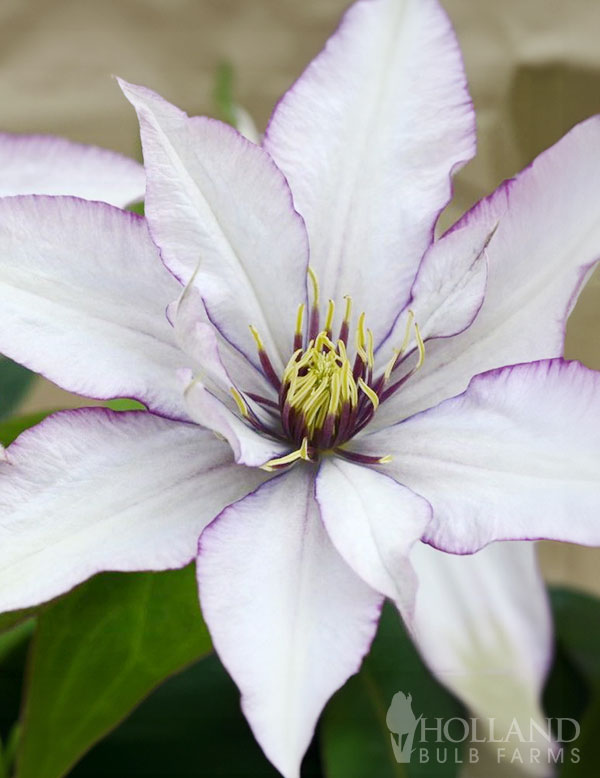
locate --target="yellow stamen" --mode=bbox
[414,321,425,369]
[366,329,374,368]
[324,299,335,333]
[384,349,400,381]
[400,310,415,354]
[357,312,366,350]
[356,311,368,364]
[295,303,305,337]
[377,454,393,464]
[343,295,352,324]
[261,438,310,472]
[342,358,358,405]
[230,387,249,418]
[358,377,379,411]
[249,324,264,352]
[308,266,320,306]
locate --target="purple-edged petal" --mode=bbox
[0,195,187,420]
[408,541,554,776]
[0,408,267,613]
[376,218,492,374]
[197,467,382,778]
[377,115,600,427]
[119,79,309,372]
[316,458,431,617]
[0,133,144,206]
[175,281,276,403]
[356,360,600,553]
[263,0,475,346]
[184,378,289,467]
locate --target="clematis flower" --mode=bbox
[0,0,598,776]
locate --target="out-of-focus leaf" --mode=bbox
[0,609,37,637]
[213,61,238,128]
[126,200,144,215]
[0,401,143,449]
[70,651,325,778]
[0,358,35,419]
[543,642,590,731]
[0,627,30,749]
[550,588,600,688]
[17,566,212,778]
[545,588,600,776]
[0,724,20,778]
[104,398,145,411]
[321,602,464,778]
[559,693,600,778]
[0,621,34,665]
[0,411,51,447]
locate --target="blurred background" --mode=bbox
[1,0,599,592]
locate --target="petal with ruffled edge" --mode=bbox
[376,115,600,428]
[0,408,268,614]
[406,541,554,777]
[119,79,309,373]
[355,359,600,553]
[0,133,145,206]
[315,457,431,618]
[263,0,475,346]
[0,196,187,420]
[197,467,382,778]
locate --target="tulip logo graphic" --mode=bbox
[386,692,422,763]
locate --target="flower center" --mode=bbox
[236,268,425,472]
[281,321,377,450]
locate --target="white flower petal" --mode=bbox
[0,133,145,206]
[197,467,382,778]
[376,218,492,376]
[407,541,554,777]
[263,0,475,345]
[0,409,267,613]
[0,196,187,420]
[315,457,431,617]
[119,79,309,372]
[184,379,289,467]
[175,280,275,403]
[357,360,600,552]
[377,115,600,426]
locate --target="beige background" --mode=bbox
[2,0,599,593]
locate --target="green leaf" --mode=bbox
[1,724,21,778]
[213,61,238,128]
[0,401,144,450]
[0,609,37,637]
[550,587,600,688]
[0,358,35,419]
[0,621,34,666]
[70,652,325,777]
[321,603,465,778]
[545,588,600,775]
[0,411,51,447]
[17,566,212,778]
[126,201,144,215]
[559,693,600,777]
[104,398,146,412]
[0,627,30,752]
